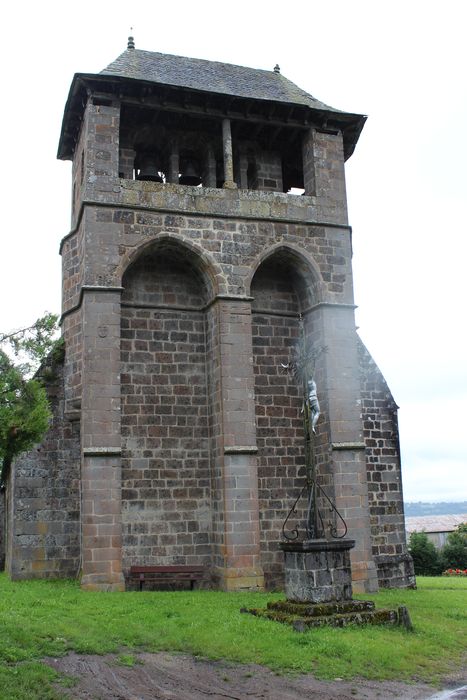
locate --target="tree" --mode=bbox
[441,523,467,570]
[0,313,60,486]
[408,531,443,576]
[0,312,59,372]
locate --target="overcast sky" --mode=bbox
[1,0,465,502]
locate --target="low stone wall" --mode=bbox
[375,553,416,589]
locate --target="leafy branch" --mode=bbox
[0,313,60,485]
[0,312,59,376]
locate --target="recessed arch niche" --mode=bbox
[120,239,213,576]
[250,248,321,589]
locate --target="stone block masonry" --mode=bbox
[1,51,414,592]
[358,339,415,588]
[4,357,80,580]
[3,189,414,590]
[281,539,355,603]
[3,184,414,590]
[121,270,211,570]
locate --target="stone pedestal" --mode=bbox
[244,537,411,629]
[280,539,355,603]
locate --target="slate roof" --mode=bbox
[58,47,366,160]
[405,514,467,534]
[101,49,340,113]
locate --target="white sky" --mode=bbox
[1,0,466,502]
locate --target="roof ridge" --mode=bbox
[102,47,280,77]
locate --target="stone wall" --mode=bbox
[4,354,81,580]
[58,185,373,589]
[358,338,415,588]
[1,74,415,593]
[253,150,284,192]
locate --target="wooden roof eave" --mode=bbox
[57,73,366,161]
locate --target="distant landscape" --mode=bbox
[404,501,467,517]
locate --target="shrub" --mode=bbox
[440,523,467,570]
[0,313,59,486]
[408,531,443,576]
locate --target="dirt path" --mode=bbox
[45,651,461,700]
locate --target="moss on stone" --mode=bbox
[267,599,375,617]
[244,602,400,630]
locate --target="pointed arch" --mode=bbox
[247,242,323,311]
[118,232,225,302]
[249,242,323,588]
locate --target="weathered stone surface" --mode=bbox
[281,539,355,603]
[4,356,80,580]
[1,49,412,594]
[243,599,402,630]
[358,339,415,589]
[267,598,375,616]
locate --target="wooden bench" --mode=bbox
[129,565,207,591]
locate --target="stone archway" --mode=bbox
[120,239,214,577]
[250,248,321,589]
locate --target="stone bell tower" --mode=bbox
[3,38,414,592]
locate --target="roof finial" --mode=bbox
[127,29,135,50]
[274,64,280,74]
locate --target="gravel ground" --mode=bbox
[44,652,467,700]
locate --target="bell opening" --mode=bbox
[179,156,202,187]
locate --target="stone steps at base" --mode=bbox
[267,599,375,617]
[291,608,399,630]
[243,605,403,630]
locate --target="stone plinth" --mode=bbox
[280,538,355,603]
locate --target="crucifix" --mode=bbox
[281,316,347,541]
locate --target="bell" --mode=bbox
[179,158,202,186]
[136,154,164,182]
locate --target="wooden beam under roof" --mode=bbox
[58,73,365,160]
[85,76,312,130]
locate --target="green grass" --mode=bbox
[0,574,465,698]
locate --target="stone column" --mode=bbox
[222,119,237,189]
[211,297,263,590]
[302,129,349,225]
[83,99,121,193]
[119,148,136,180]
[80,288,125,591]
[167,139,179,184]
[302,128,316,196]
